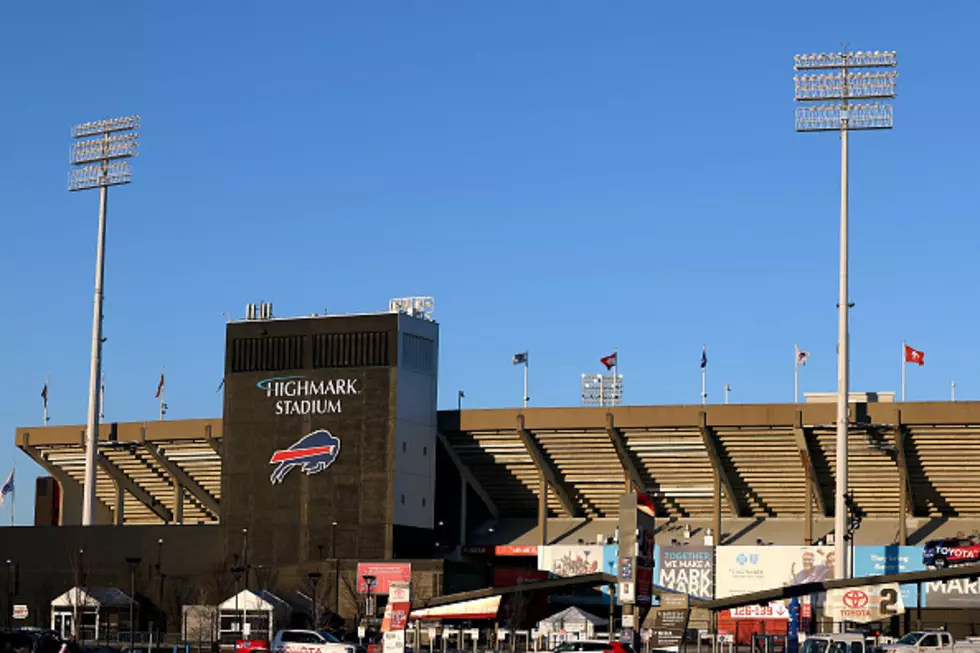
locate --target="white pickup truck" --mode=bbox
[879,632,980,653]
[272,630,361,653]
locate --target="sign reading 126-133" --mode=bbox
[257,375,360,416]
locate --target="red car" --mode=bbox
[922,537,980,568]
[553,641,635,653]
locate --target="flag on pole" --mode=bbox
[512,352,528,365]
[600,352,617,370]
[700,346,708,369]
[904,344,924,366]
[796,345,810,367]
[41,381,48,407]
[0,469,13,507]
[155,371,165,398]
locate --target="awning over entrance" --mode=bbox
[411,596,502,620]
[51,587,134,609]
[219,590,290,615]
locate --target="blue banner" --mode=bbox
[853,545,924,607]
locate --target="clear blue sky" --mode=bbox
[1,2,978,524]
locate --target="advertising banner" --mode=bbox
[925,577,980,608]
[381,602,411,632]
[539,546,604,577]
[357,563,412,594]
[496,545,539,556]
[716,546,835,598]
[656,545,713,600]
[388,581,411,604]
[826,584,904,623]
[854,546,923,608]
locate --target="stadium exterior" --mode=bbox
[7,305,980,638]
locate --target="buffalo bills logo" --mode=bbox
[269,430,341,484]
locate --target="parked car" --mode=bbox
[879,631,980,653]
[922,537,980,568]
[802,633,871,653]
[272,630,364,653]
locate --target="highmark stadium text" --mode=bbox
[257,376,362,415]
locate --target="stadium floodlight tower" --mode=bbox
[69,115,140,526]
[794,50,897,582]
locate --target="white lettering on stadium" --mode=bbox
[257,376,360,416]
[275,399,343,416]
[264,378,359,398]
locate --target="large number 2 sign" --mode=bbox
[879,588,899,615]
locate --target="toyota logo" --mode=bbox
[843,590,868,608]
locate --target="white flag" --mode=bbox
[795,345,810,367]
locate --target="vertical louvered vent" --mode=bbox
[230,336,304,372]
[313,331,390,368]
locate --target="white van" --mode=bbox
[802,633,871,653]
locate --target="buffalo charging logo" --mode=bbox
[269,430,341,484]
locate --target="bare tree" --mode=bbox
[340,572,368,630]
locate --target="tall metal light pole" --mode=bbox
[70,115,140,526]
[794,50,897,582]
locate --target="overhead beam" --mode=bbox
[606,413,645,493]
[702,562,980,612]
[141,440,220,517]
[96,452,173,523]
[204,423,222,457]
[698,413,745,517]
[516,415,580,518]
[436,433,500,521]
[793,419,829,518]
[19,438,113,525]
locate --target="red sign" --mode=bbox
[843,590,869,609]
[357,563,412,594]
[461,545,539,557]
[729,604,789,620]
[495,545,538,556]
[381,602,410,632]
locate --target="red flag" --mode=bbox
[155,372,165,398]
[904,344,924,366]
[600,352,617,370]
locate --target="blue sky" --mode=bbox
[1,2,978,524]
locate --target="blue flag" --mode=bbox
[700,346,707,369]
[0,469,13,507]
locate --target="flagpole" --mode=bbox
[614,347,619,407]
[44,376,49,425]
[795,347,800,404]
[159,366,165,421]
[523,357,528,409]
[901,341,906,402]
[99,372,105,420]
[701,345,707,405]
